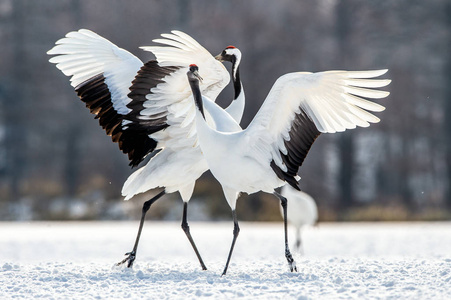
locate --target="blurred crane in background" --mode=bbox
[280,185,318,254]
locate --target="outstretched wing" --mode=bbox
[48,29,142,114]
[48,29,161,167]
[243,69,391,188]
[49,29,177,167]
[141,30,229,101]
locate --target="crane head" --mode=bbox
[215,46,242,64]
[188,64,203,83]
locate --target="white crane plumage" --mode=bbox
[187,64,391,275]
[47,29,244,269]
[280,185,318,254]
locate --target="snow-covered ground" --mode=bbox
[1,221,450,299]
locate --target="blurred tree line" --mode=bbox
[0,0,449,221]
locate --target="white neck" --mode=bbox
[232,55,241,79]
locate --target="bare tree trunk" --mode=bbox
[338,134,355,210]
[444,1,451,209]
[178,0,190,29]
[64,125,82,197]
[4,0,28,200]
[399,136,414,210]
[335,0,355,212]
[63,0,83,197]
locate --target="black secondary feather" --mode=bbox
[74,60,180,167]
[270,109,320,190]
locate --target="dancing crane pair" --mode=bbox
[48,29,390,275]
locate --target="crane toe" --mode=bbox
[116,251,136,268]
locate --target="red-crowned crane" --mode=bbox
[48,29,244,269]
[187,64,390,275]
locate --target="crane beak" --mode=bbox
[215,54,224,62]
[193,70,203,82]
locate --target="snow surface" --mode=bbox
[1,221,450,299]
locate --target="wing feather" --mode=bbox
[47,29,142,110]
[141,31,229,101]
[244,69,391,188]
[48,29,170,167]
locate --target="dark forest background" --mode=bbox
[0,0,450,222]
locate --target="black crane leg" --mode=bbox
[181,202,207,270]
[116,190,166,268]
[274,191,298,272]
[221,209,240,276]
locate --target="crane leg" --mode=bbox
[116,190,166,268]
[221,209,240,276]
[274,191,298,272]
[181,202,207,270]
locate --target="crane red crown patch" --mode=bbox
[189,64,198,67]
[226,46,236,49]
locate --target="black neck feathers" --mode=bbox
[189,77,205,120]
[233,65,241,100]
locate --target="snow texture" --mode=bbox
[1,221,450,299]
